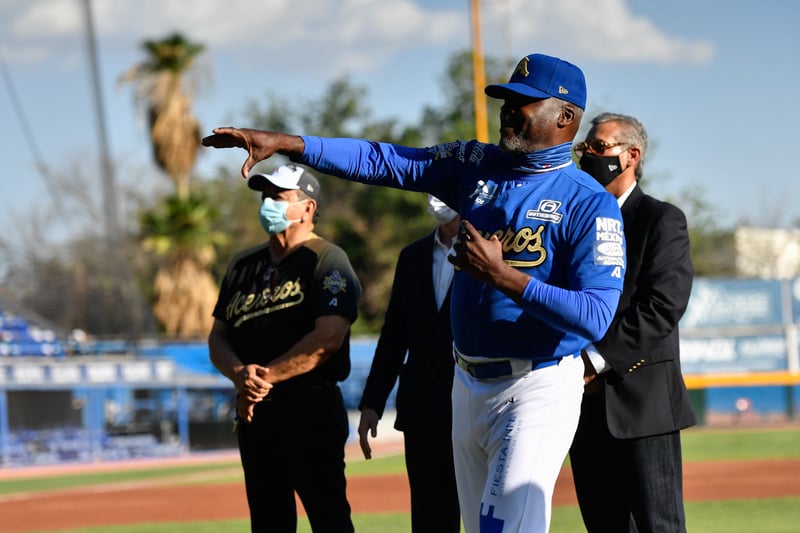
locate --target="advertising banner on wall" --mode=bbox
[680,334,788,374]
[681,278,785,329]
[680,278,798,375]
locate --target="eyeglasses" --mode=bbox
[573,139,628,156]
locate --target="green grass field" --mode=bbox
[15,498,800,533]
[3,426,798,533]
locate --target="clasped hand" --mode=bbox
[235,364,273,423]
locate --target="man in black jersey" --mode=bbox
[208,165,361,533]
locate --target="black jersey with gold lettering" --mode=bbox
[213,235,360,392]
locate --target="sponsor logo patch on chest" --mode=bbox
[526,199,563,223]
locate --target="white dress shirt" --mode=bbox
[432,227,456,310]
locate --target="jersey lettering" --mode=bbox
[480,225,548,268]
[226,279,305,326]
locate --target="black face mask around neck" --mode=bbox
[579,153,623,186]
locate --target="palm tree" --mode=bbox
[139,193,228,338]
[119,32,206,199]
[121,33,219,338]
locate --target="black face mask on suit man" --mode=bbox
[579,153,623,186]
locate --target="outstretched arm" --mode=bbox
[201,128,305,178]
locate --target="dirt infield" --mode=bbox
[1,452,799,532]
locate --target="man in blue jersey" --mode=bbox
[202,52,625,533]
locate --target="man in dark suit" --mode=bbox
[357,194,461,532]
[569,112,696,533]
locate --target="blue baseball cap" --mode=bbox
[485,53,586,110]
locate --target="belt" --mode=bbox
[453,347,572,380]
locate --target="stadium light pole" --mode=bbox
[81,0,119,244]
[81,0,144,341]
[470,0,489,143]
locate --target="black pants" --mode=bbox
[237,384,353,533]
[404,420,461,533]
[569,391,688,533]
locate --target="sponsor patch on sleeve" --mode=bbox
[593,217,624,266]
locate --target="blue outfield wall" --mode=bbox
[71,337,800,416]
[3,276,800,467]
[1,336,795,468]
[135,337,800,415]
[138,337,395,412]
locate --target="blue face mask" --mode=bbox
[259,198,304,235]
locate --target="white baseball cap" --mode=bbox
[247,165,321,204]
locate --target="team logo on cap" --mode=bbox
[514,57,529,77]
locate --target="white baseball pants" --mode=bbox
[452,354,584,533]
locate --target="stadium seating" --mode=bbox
[0,305,65,357]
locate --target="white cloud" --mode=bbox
[484,0,715,65]
[0,0,714,74]
[1,0,465,72]
[7,0,82,37]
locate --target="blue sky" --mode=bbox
[0,0,798,270]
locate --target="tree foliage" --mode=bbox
[119,32,207,200]
[417,50,508,144]
[0,164,154,337]
[138,192,228,337]
[120,32,223,338]
[672,190,737,277]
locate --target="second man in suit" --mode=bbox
[569,112,696,533]
[357,194,461,532]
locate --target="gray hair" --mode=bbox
[590,112,648,179]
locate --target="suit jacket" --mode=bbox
[593,185,697,439]
[359,231,455,432]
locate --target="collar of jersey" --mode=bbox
[511,142,574,174]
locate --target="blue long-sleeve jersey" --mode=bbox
[300,136,625,362]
